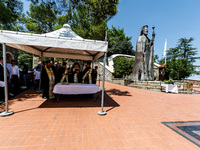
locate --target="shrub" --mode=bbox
[113,57,134,78]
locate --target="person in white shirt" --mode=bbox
[10,60,20,95]
[34,66,41,91]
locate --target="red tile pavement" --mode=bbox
[0,81,199,150]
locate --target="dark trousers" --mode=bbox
[0,79,10,100]
[34,79,40,91]
[0,87,4,100]
[161,76,165,81]
[138,75,141,81]
[11,75,19,94]
[22,74,27,86]
[42,84,49,99]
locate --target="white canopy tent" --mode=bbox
[0,24,108,116]
[0,24,107,60]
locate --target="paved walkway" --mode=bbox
[0,82,199,150]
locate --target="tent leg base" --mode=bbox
[0,111,14,117]
[98,111,107,116]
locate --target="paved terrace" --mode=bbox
[0,82,199,150]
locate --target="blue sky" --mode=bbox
[23,0,200,63]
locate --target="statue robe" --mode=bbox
[131,35,154,81]
[132,35,148,80]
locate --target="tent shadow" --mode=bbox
[0,89,41,113]
[106,89,132,96]
[38,92,120,108]
[14,107,38,114]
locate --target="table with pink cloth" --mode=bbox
[0,81,5,87]
[53,83,101,95]
[161,84,178,94]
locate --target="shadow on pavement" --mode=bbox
[39,92,120,108]
[106,89,132,96]
[0,89,40,113]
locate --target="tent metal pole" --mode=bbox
[0,43,14,117]
[37,52,43,93]
[32,54,34,70]
[98,52,107,116]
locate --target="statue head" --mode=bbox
[140,25,148,36]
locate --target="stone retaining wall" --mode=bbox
[124,80,194,93]
[182,79,200,86]
[93,62,113,82]
[124,80,162,91]
[93,62,197,93]
[111,78,125,85]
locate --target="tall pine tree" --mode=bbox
[165,37,199,79]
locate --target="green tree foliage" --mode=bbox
[165,59,193,80]
[68,3,108,40]
[113,57,134,78]
[69,0,119,40]
[18,50,33,70]
[107,26,134,56]
[178,37,198,62]
[109,40,134,56]
[19,0,120,62]
[55,0,119,41]
[167,47,180,60]
[153,54,165,65]
[30,0,67,12]
[17,2,58,64]
[167,37,198,62]
[166,37,199,79]
[0,0,23,30]
[158,58,165,65]
[30,0,119,24]
[154,54,159,63]
[19,0,67,63]
[24,3,58,33]
[66,0,119,24]
[23,0,119,37]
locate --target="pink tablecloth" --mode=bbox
[53,83,101,95]
[0,81,5,87]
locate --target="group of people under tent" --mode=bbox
[40,61,98,100]
[0,57,28,101]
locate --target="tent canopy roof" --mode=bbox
[0,24,108,61]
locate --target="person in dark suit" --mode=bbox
[50,60,58,83]
[0,57,4,100]
[70,62,82,83]
[137,68,142,81]
[0,57,4,80]
[161,68,165,81]
[21,62,28,88]
[82,61,97,84]
[57,62,67,83]
[0,57,11,99]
